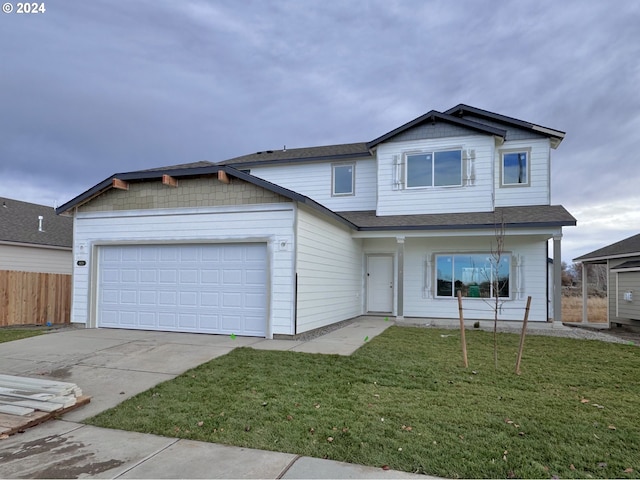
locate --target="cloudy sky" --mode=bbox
[1,0,638,262]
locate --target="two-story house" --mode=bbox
[56,105,576,338]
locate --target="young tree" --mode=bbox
[488,213,507,369]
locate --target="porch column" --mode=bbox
[581,262,588,323]
[553,234,562,325]
[396,236,405,319]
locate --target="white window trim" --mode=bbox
[331,163,355,196]
[404,148,463,189]
[500,148,531,188]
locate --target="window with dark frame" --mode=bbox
[406,150,462,188]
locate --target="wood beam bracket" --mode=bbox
[162,174,178,187]
[217,170,230,184]
[112,178,129,190]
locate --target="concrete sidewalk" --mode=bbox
[0,317,433,478]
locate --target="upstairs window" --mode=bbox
[501,150,530,186]
[406,150,462,188]
[436,253,511,298]
[332,164,355,196]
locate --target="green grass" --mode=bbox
[0,328,45,343]
[85,326,640,478]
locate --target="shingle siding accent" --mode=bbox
[388,122,480,143]
[78,177,291,212]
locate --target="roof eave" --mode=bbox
[56,165,225,214]
[445,104,565,147]
[356,220,576,232]
[574,252,640,263]
[219,151,371,168]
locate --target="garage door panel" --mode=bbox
[222,292,241,308]
[179,313,197,328]
[200,314,220,330]
[201,270,219,284]
[139,312,156,326]
[245,292,266,308]
[139,269,157,283]
[223,269,242,284]
[180,246,200,262]
[159,270,178,284]
[120,270,137,283]
[201,292,219,307]
[98,244,267,336]
[179,291,198,306]
[246,269,266,285]
[159,292,178,306]
[119,290,137,304]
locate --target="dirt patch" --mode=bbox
[585,324,640,346]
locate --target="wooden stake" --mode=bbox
[457,290,469,368]
[515,296,532,375]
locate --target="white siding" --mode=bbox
[0,244,72,274]
[250,157,376,212]
[295,206,363,332]
[375,135,495,216]
[400,235,549,322]
[71,204,296,336]
[494,138,551,207]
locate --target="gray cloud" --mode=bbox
[1,0,638,260]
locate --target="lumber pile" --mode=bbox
[0,374,90,436]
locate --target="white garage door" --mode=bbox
[98,244,267,336]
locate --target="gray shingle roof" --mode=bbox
[0,197,73,248]
[574,233,640,262]
[219,142,371,167]
[612,260,640,270]
[136,161,216,172]
[339,205,576,231]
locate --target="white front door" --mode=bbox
[366,255,394,313]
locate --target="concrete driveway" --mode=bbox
[0,327,266,422]
[0,319,427,479]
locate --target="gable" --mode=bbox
[384,121,487,144]
[78,176,292,213]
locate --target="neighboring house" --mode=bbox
[0,197,72,274]
[1,196,73,326]
[56,104,576,338]
[573,233,640,327]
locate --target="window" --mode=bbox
[406,150,462,188]
[332,164,355,196]
[436,254,510,298]
[501,150,529,186]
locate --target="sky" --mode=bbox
[1,0,639,263]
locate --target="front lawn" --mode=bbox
[85,326,640,478]
[0,328,44,344]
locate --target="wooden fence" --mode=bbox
[0,270,71,327]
